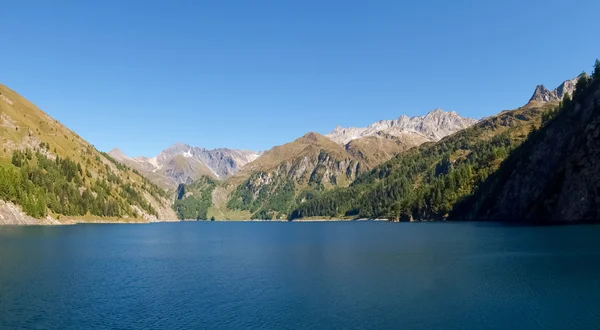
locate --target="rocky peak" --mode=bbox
[108,148,128,160]
[529,77,579,103]
[302,132,321,141]
[325,109,476,145]
[110,142,261,187]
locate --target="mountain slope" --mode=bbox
[290,99,559,221]
[289,72,595,221]
[326,109,476,145]
[224,132,363,219]
[0,83,176,224]
[109,143,259,189]
[344,132,429,167]
[457,70,600,222]
[200,110,475,220]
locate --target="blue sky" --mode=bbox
[1,0,599,156]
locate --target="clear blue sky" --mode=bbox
[2,0,599,156]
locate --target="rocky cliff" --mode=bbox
[529,78,579,103]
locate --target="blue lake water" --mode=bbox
[0,222,599,329]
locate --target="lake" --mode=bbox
[0,222,599,329]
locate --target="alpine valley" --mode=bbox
[1,59,600,224]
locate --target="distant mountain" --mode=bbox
[0,83,176,224]
[529,77,579,103]
[109,143,260,189]
[325,109,477,145]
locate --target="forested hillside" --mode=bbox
[173,176,216,220]
[0,83,176,223]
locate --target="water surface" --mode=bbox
[0,222,599,329]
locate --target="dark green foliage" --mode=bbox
[227,171,296,217]
[0,149,161,218]
[594,59,600,80]
[252,209,273,220]
[173,178,216,220]
[176,183,186,200]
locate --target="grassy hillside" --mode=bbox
[0,83,176,222]
[345,132,428,168]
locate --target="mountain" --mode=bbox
[181,110,476,220]
[344,132,430,168]
[290,95,560,221]
[290,66,600,222]
[458,72,600,222]
[529,77,579,103]
[0,84,176,224]
[325,109,477,145]
[109,143,260,189]
[223,132,363,219]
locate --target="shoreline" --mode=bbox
[0,218,394,226]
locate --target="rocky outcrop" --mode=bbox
[326,109,476,145]
[529,78,579,103]
[0,201,63,225]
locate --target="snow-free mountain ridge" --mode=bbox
[109,144,261,188]
[325,109,477,145]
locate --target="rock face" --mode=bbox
[529,78,579,103]
[226,132,364,218]
[468,79,600,222]
[109,143,260,188]
[344,132,429,167]
[325,109,477,145]
[0,201,62,225]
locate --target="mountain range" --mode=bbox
[1,59,599,224]
[109,144,260,188]
[111,109,476,193]
[326,109,477,145]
